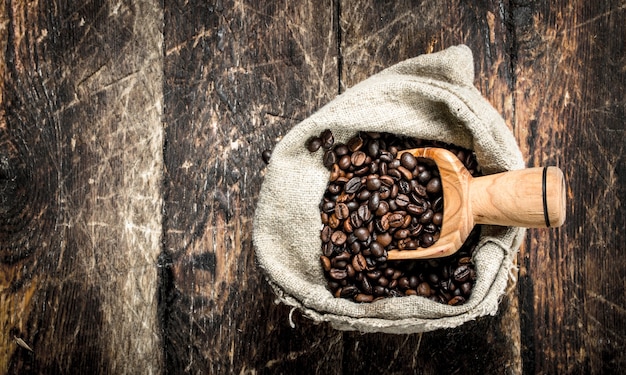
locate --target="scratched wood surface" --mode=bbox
[1,0,624,374]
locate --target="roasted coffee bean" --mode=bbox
[347,135,364,151]
[321,129,335,149]
[307,136,323,152]
[395,194,410,207]
[352,253,367,272]
[448,296,466,306]
[398,180,411,194]
[368,191,381,211]
[355,293,374,303]
[369,241,385,258]
[417,170,431,184]
[357,189,371,201]
[329,268,347,280]
[426,177,442,195]
[460,282,472,296]
[397,166,413,180]
[417,282,432,296]
[360,278,373,294]
[367,140,380,158]
[376,232,393,247]
[400,152,417,170]
[341,285,359,298]
[407,203,425,216]
[432,212,443,226]
[320,256,331,271]
[345,177,362,194]
[433,196,444,212]
[356,205,371,223]
[366,176,382,191]
[351,151,367,167]
[375,200,390,216]
[334,144,349,156]
[393,228,410,239]
[453,265,471,283]
[335,203,349,219]
[388,213,405,228]
[328,214,340,229]
[379,175,395,187]
[262,149,272,164]
[331,231,347,245]
[338,154,351,170]
[420,209,434,224]
[313,130,480,304]
[354,227,370,242]
[323,150,337,168]
[373,286,387,296]
[421,233,435,247]
[321,226,332,242]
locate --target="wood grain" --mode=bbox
[1,0,624,373]
[160,0,341,373]
[339,1,523,374]
[513,0,626,373]
[1,0,163,372]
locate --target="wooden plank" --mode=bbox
[513,1,626,373]
[339,1,522,373]
[160,0,341,372]
[0,0,163,372]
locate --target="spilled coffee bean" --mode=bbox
[308,130,483,304]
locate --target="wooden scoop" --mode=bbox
[386,148,566,260]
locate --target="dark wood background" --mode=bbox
[1,0,624,373]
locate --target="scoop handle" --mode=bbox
[469,166,566,228]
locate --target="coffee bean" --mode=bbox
[426,177,442,195]
[448,296,466,306]
[321,226,332,242]
[369,241,385,258]
[351,151,367,167]
[453,265,471,283]
[417,282,431,296]
[421,233,434,247]
[321,129,334,149]
[340,285,359,298]
[368,191,380,211]
[395,194,410,207]
[432,212,443,226]
[367,140,380,158]
[388,213,405,228]
[353,227,369,242]
[420,209,434,224]
[397,166,413,180]
[331,231,347,245]
[307,136,323,152]
[338,154,351,170]
[335,203,349,219]
[352,253,367,272]
[357,205,372,223]
[345,177,362,194]
[329,268,347,280]
[366,176,382,191]
[323,150,337,168]
[320,256,331,272]
[313,130,480,304]
[375,200,389,216]
[417,170,431,184]
[262,149,272,164]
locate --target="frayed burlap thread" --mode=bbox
[253,45,525,334]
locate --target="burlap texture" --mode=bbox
[253,45,526,333]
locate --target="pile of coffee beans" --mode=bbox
[308,130,481,304]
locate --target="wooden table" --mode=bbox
[1,1,624,373]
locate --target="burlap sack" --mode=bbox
[253,45,525,334]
